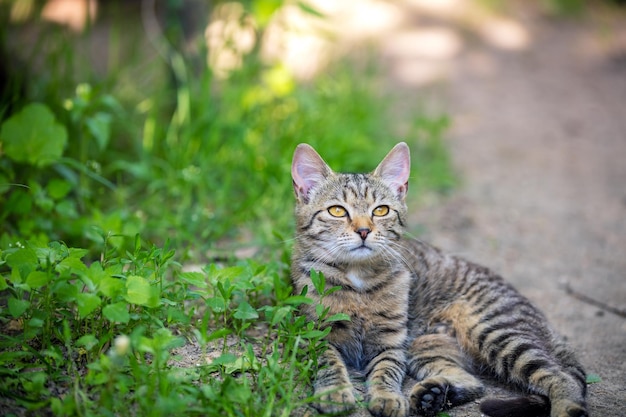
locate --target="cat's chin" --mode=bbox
[342,245,381,263]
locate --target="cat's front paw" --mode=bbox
[313,385,356,415]
[409,380,449,416]
[368,390,409,417]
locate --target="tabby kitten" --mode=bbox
[290,142,588,417]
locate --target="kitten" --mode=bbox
[290,142,588,417]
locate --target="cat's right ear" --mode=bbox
[374,142,411,200]
[292,144,332,204]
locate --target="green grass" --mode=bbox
[0,1,457,415]
[0,238,344,416]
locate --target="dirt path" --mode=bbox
[386,4,626,417]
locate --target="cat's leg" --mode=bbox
[543,340,588,417]
[365,348,409,417]
[406,333,485,416]
[312,344,356,414]
[471,326,587,417]
[501,352,587,417]
[480,357,587,417]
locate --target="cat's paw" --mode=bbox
[553,400,588,417]
[368,390,409,417]
[409,380,449,416]
[313,385,357,415]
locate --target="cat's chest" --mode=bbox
[345,269,367,290]
[340,267,408,293]
[325,268,411,332]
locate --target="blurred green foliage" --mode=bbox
[0,0,454,260]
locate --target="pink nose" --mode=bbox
[356,228,371,240]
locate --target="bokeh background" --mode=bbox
[1,0,625,416]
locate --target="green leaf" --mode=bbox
[76,334,99,350]
[0,275,7,291]
[124,275,159,307]
[47,179,73,200]
[25,270,50,289]
[206,328,232,342]
[0,103,68,166]
[98,276,124,298]
[210,352,237,366]
[223,377,251,404]
[178,271,208,288]
[8,297,30,318]
[4,190,33,216]
[68,247,89,259]
[586,373,602,384]
[224,355,260,375]
[206,297,227,313]
[55,199,78,218]
[309,270,325,295]
[6,248,39,282]
[267,305,291,326]
[300,329,329,339]
[297,1,325,18]
[53,281,79,302]
[85,112,111,151]
[325,313,351,323]
[282,295,313,305]
[102,302,130,323]
[125,275,150,305]
[76,293,101,318]
[28,316,45,328]
[213,265,248,282]
[56,256,88,276]
[233,301,259,321]
[315,303,326,319]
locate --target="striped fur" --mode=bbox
[291,143,588,417]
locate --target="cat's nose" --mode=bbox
[356,228,371,240]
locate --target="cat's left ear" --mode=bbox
[374,142,410,200]
[292,144,332,204]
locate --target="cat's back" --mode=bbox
[400,236,557,342]
[399,237,515,320]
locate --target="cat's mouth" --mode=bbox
[350,243,372,252]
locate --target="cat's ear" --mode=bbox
[292,144,332,203]
[374,142,410,200]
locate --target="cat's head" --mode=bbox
[291,143,410,264]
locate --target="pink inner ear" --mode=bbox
[375,142,411,199]
[291,144,330,200]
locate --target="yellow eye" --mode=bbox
[328,205,347,217]
[372,205,389,217]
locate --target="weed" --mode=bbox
[0,237,346,416]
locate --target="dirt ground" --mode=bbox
[311,1,626,416]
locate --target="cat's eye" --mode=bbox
[328,205,347,217]
[372,205,390,217]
